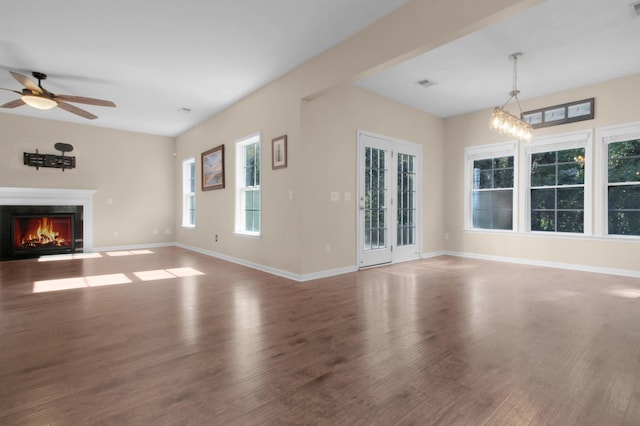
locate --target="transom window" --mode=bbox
[235,133,261,236]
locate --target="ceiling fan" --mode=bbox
[0,71,115,120]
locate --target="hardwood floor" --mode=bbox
[1,246,639,425]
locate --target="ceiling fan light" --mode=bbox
[22,95,57,110]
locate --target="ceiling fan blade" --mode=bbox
[54,94,115,107]
[10,71,42,94]
[1,87,22,95]
[57,101,98,120]
[1,98,25,108]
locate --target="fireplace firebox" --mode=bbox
[12,214,74,255]
[0,205,83,260]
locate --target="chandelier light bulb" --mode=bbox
[489,53,533,142]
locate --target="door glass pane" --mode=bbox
[397,153,416,247]
[364,147,387,252]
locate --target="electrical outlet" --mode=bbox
[325,244,331,254]
[215,234,219,242]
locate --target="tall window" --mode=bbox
[235,133,261,235]
[530,148,585,232]
[473,156,514,230]
[465,142,517,231]
[182,158,195,227]
[525,131,592,234]
[605,134,640,236]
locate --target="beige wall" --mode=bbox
[175,76,304,274]
[300,86,444,274]
[175,82,443,276]
[0,0,542,275]
[444,73,640,273]
[173,0,534,276]
[0,113,176,248]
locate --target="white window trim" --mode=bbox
[596,121,640,239]
[182,157,196,228]
[464,141,519,231]
[234,132,262,237]
[521,129,593,235]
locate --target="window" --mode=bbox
[465,142,517,231]
[525,131,592,234]
[600,123,640,236]
[235,133,261,236]
[182,158,196,227]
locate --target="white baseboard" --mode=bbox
[91,243,640,281]
[174,243,303,281]
[444,250,640,279]
[298,266,359,282]
[176,243,360,282]
[422,250,447,259]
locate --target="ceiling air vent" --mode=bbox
[416,79,437,88]
[630,1,640,17]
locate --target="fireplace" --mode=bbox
[12,214,75,256]
[0,188,95,261]
[1,205,84,260]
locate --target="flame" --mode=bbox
[19,217,69,248]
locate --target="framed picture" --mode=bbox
[201,144,225,191]
[272,135,287,170]
[523,98,594,129]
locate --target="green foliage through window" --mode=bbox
[608,139,640,235]
[530,148,585,233]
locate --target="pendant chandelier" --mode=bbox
[490,52,532,141]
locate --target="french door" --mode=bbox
[357,131,421,268]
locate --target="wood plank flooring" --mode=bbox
[1,246,639,425]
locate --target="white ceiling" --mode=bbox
[0,0,410,136]
[357,0,640,118]
[1,0,639,137]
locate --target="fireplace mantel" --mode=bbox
[0,187,96,251]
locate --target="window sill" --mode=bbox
[464,228,639,243]
[234,231,261,240]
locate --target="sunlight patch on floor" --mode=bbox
[33,267,205,293]
[166,267,205,277]
[106,250,154,257]
[134,269,176,281]
[33,273,131,293]
[38,253,103,262]
[609,288,640,299]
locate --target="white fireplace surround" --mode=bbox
[0,187,96,251]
